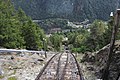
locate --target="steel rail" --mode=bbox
[35,53,60,80]
[56,53,63,80]
[70,53,84,80]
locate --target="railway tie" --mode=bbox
[35,53,84,80]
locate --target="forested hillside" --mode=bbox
[0,0,45,50]
[12,0,119,21]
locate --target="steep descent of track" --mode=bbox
[35,53,84,80]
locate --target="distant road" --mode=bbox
[32,20,43,23]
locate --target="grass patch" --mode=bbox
[0,75,4,79]
[8,76,17,80]
[76,54,84,63]
[8,70,16,76]
[13,70,16,75]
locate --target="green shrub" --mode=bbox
[8,77,17,80]
[0,75,4,79]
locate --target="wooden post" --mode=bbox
[43,38,47,58]
[102,9,120,80]
[44,41,47,58]
[116,73,120,80]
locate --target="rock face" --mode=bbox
[12,0,119,21]
[94,41,120,80]
[46,0,74,15]
[81,41,120,80]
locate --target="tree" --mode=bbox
[87,20,107,51]
[22,20,43,50]
[0,0,45,50]
[74,34,86,47]
[17,7,28,22]
[103,18,114,45]
[0,0,25,48]
[50,34,63,51]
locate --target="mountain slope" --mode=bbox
[12,0,119,22]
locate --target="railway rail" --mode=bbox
[35,52,84,80]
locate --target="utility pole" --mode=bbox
[102,9,120,80]
[116,73,120,80]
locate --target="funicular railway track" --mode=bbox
[35,52,84,80]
